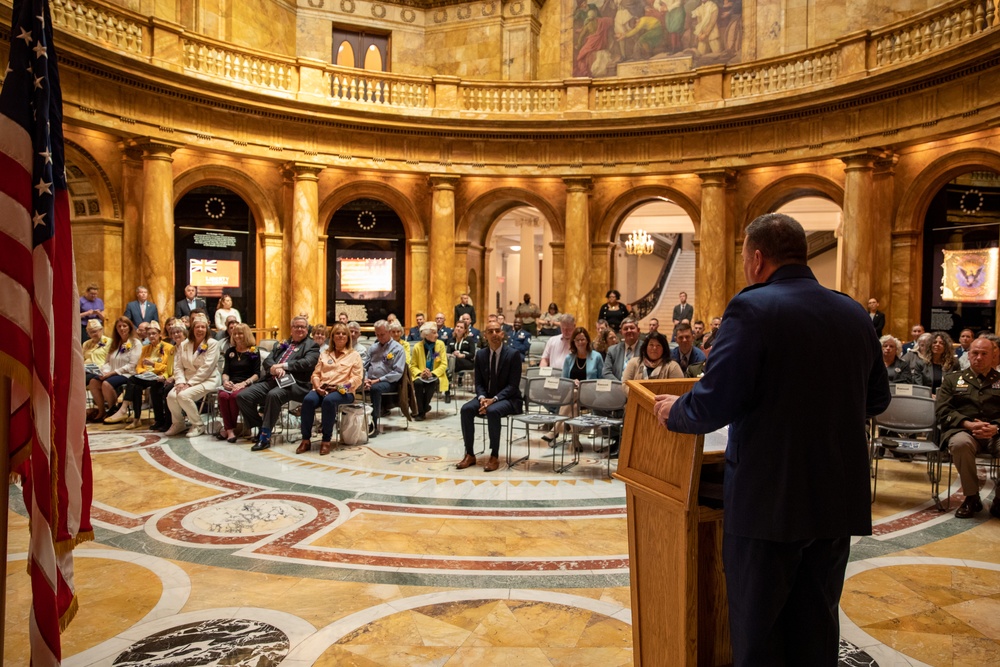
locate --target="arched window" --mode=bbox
[332,28,389,72]
[336,40,355,69]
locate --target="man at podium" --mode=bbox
[654,213,890,666]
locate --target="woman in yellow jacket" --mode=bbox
[409,322,449,421]
[106,321,175,429]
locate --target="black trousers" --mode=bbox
[125,376,168,425]
[237,378,307,431]
[460,397,521,457]
[413,377,439,415]
[723,533,850,667]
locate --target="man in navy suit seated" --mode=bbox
[655,213,890,667]
[670,322,706,376]
[457,321,522,473]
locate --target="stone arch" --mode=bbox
[595,185,701,244]
[319,181,423,241]
[743,174,844,228]
[63,139,120,219]
[896,148,1000,234]
[458,187,563,247]
[173,165,279,234]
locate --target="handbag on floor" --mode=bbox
[339,404,372,445]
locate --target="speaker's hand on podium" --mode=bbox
[653,394,677,428]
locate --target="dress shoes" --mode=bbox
[414,413,425,422]
[483,456,500,473]
[295,440,311,455]
[226,436,238,443]
[956,494,983,519]
[251,437,271,452]
[456,454,477,470]
[319,441,332,456]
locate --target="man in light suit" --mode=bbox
[457,321,522,473]
[602,317,642,381]
[238,316,319,451]
[123,285,159,327]
[176,284,207,318]
[655,214,890,666]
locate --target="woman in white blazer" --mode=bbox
[165,313,220,437]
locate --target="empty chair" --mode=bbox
[507,376,576,469]
[870,394,945,509]
[563,379,628,475]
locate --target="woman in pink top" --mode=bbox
[297,323,363,456]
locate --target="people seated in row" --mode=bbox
[622,331,683,384]
[457,312,480,341]
[957,328,974,369]
[239,316,319,450]
[539,314,576,371]
[216,315,239,345]
[902,323,925,355]
[348,321,368,364]
[363,320,406,437]
[543,326,604,447]
[602,317,641,381]
[880,335,912,383]
[165,314,221,438]
[87,317,141,422]
[434,312,453,345]
[311,325,328,353]
[449,321,477,374]
[216,324,261,443]
[406,313,425,342]
[105,321,175,430]
[593,327,618,357]
[457,321,522,473]
[507,318,531,363]
[388,320,411,362]
[298,322,363,456]
[83,319,111,377]
[410,322,449,421]
[671,323,706,376]
[912,331,956,394]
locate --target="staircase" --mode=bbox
[638,249,696,329]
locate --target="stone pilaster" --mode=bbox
[430,175,460,324]
[134,138,182,322]
[698,170,737,322]
[119,144,144,308]
[872,153,899,308]
[284,163,322,324]
[409,239,429,323]
[563,178,592,324]
[840,150,881,303]
[260,232,284,336]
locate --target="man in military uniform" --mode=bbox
[507,317,531,363]
[936,337,1000,518]
[435,312,453,346]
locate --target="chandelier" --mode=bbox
[625,229,655,255]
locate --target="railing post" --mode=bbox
[836,30,870,78]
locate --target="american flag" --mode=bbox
[1,1,93,664]
[190,258,218,273]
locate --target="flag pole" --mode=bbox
[0,374,10,656]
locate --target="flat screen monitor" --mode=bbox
[336,249,396,300]
[187,250,242,298]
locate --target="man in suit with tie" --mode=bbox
[238,316,320,451]
[602,317,641,381]
[123,285,159,327]
[670,322,706,376]
[176,284,208,318]
[457,321,522,473]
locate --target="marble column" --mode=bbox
[698,170,736,323]
[871,154,899,308]
[541,223,553,308]
[430,176,460,324]
[119,144,144,310]
[409,239,429,321]
[550,242,566,315]
[286,163,323,323]
[518,216,538,302]
[318,234,328,323]
[840,151,880,303]
[260,233,284,337]
[135,139,181,322]
[563,178,592,323]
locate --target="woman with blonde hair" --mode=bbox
[88,316,141,422]
[105,320,175,429]
[216,323,260,442]
[165,313,220,437]
[298,323,362,455]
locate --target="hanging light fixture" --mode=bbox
[625,229,655,255]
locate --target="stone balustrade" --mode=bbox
[30,0,1000,119]
[871,0,998,67]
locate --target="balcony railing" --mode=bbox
[35,0,1000,120]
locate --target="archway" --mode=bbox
[774,197,843,291]
[484,206,557,320]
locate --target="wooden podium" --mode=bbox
[614,379,732,667]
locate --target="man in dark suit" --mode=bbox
[406,312,425,342]
[671,291,693,336]
[602,317,641,381]
[670,322,706,375]
[655,214,890,666]
[123,285,159,327]
[866,297,886,337]
[176,284,207,318]
[457,321,522,473]
[238,316,319,451]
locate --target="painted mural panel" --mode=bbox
[573,0,743,78]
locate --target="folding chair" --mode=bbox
[870,394,947,510]
[507,376,576,470]
[564,379,627,475]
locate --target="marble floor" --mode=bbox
[5,403,1000,666]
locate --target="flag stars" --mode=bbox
[33,42,47,59]
[34,75,44,90]
[35,179,52,196]
[17,27,32,46]
[39,148,52,164]
[32,211,46,228]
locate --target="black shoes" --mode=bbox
[250,436,271,452]
[956,494,983,518]
[444,393,451,404]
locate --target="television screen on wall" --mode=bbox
[335,249,396,300]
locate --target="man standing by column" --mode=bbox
[654,213,890,666]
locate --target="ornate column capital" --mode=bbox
[129,137,183,161]
[562,177,592,193]
[281,162,324,181]
[429,174,461,190]
[698,169,738,188]
[838,148,885,170]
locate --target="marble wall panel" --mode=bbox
[537,0,565,80]
[232,0,298,56]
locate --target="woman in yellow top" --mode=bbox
[388,320,411,363]
[409,322,449,421]
[82,319,111,384]
[297,323,363,456]
[105,321,175,430]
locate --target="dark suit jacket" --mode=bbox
[672,303,693,323]
[124,300,159,327]
[870,310,886,337]
[176,298,207,318]
[667,264,890,542]
[263,337,320,392]
[474,345,522,406]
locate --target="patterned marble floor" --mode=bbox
[5,406,1000,666]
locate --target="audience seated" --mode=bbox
[348,321,368,365]
[298,322,363,455]
[156,323,188,431]
[602,317,641,380]
[105,321,175,429]
[409,322,449,421]
[449,321,477,375]
[435,312,453,346]
[407,312,425,342]
[936,337,1000,519]
[457,322,522,473]
[913,331,956,394]
[458,313,480,342]
[902,323,925,355]
[670,323,706,377]
[692,320,706,348]
[165,313,221,438]
[543,326,603,448]
[622,331,683,386]
[957,328,974,369]
[478,314,500,349]
[213,293,241,330]
[87,316,141,422]
[388,320,411,362]
[880,335,913,384]
[82,319,111,385]
[646,318,660,336]
[540,314,576,372]
[363,320,407,436]
[702,317,722,350]
[175,284,206,318]
[136,322,149,346]
[539,303,563,336]
[497,314,513,337]
[311,324,329,353]
[216,324,261,442]
[507,317,531,363]
[124,285,159,327]
[238,316,318,450]
[215,315,239,345]
[593,328,618,359]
